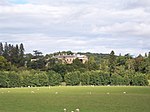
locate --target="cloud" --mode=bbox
[0,0,150,56]
[93,22,150,37]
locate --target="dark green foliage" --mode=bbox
[64,71,80,86]
[72,58,85,69]
[0,71,8,87]
[50,64,68,80]
[0,42,3,56]
[19,43,25,66]
[132,73,149,86]
[110,75,124,85]
[80,72,90,85]
[89,71,100,85]
[0,42,25,68]
[108,50,116,76]
[0,56,11,70]
[37,72,48,86]
[47,71,62,86]
[28,58,46,70]
[99,71,110,85]
[7,71,21,87]
[20,70,32,87]
[85,56,99,71]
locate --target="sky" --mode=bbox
[0,0,150,56]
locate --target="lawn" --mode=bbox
[0,86,150,112]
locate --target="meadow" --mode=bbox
[0,86,150,112]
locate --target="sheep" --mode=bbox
[75,108,80,112]
[64,108,67,112]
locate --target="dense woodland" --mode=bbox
[0,42,149,87]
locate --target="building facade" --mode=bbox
[53,54,88,64]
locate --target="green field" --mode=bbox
[0,86,150,112]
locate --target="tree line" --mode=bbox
[0,42,150,87]
[0,70,148,88]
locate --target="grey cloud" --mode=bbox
[0,0,150,55]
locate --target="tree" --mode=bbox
[89,71,100,85]
[0,71,9,87]
[80,72,90,85]
[134,54,145,72]
[12,44,20,66]
[0,42,3,56]
[7,71,21,87]
[19,43,25,66]
[3,42,9,60]
[28,58,46,70]
[64,71,80,86]
[37,72,48,86]
[86,56,99,71]
[72,58,85,68]
[47,71,62,86]
[125,58,135,71]
[145,52,150,73]
[0,56,11,70]
[132,73,148,86]
[108,50,116,76]
[117,55,126,66]
[33,50,43,58]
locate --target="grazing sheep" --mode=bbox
[64,108,66,112]
[31,91,35,93]
[76,108,80,112]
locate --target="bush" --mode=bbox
[99,71,110,85]
[37,72,49,86]
[0,71,9,87]
[80,72,90,85]
[64,71,80,86]
[132,73,149,86]
[7,71,21,87]
[110,75,124,85]
[89,71,100,85]
[47,71,62,86]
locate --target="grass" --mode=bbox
[0,86,150,112]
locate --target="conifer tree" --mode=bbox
[0,42,3,56]
[108,50,116,76]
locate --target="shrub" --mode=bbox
[7,71,21,87]
[64,71,80,86]
[47,71,62,86]
[132,73,149,86]
[37,72,49,86]
[80,72,90,85]
[0,71,9,87]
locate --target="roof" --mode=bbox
[53,54,87,59]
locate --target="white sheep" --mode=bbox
[31,91,35,93]
[107,92,110,94]
[76,108,80,112]
[64,108,67,112]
